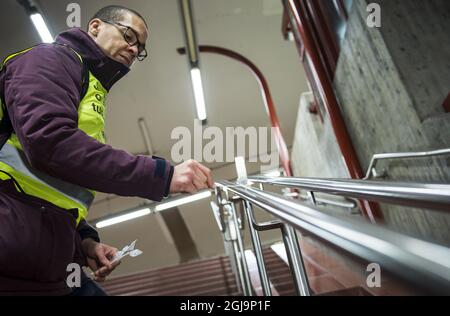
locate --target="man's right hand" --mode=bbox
[169,160,214,194]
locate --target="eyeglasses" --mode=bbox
[101,20,148,61]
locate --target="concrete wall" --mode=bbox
[331,0,450,245]
[290,92,362,218]
[291,93,350,180]
[375,0,450,121]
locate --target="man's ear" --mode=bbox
[88,19,101,37]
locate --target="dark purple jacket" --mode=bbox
[0,28,174,201]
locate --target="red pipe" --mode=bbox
[285,0,383,223]
[443,93,450,112]
[177,46,293,177]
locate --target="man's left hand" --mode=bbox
[81,239,121,282]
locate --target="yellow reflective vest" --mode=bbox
[0,46,108,224]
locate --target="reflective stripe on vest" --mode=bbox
[0,143,94,208]
[0,46,108,224]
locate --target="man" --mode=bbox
[0,5,213,295]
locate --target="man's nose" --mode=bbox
[127,45,139,58]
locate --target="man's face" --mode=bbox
[88,12,148,67]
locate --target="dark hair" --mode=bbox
[88,5,148,29]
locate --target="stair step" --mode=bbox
[103,265,234,291]
[105,273,237,295]
[317,286,374,296]
[120,278,239,296]
[101,255,239,296]
[104,256,231,286]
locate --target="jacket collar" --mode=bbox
[55,28,130,91]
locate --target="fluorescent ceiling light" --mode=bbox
[155,190,212,212]
[190,67,207,121]
[96,208,151,228]
[30,13,53,43]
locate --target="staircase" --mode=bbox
[101,256,240,296]
[101,233,421,296]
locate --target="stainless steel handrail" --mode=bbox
[248,176,450,212]
[214,183,311,296]
[213,187,253,296]
[365,148,450,179]
[297,193,357,209]
[217,180,450,294]
[227,201,253,295]
[242,200,273,295]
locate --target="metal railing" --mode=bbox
[249,176,450,213]
[212,184,310,296]
[364,148,450,179]
[211,174,450,296]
